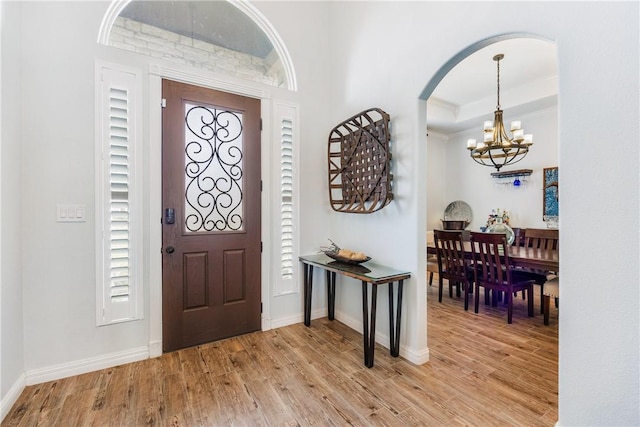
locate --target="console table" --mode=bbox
[299,253,411,368]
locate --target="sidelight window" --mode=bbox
[95,62,143,325]
[273,102,299,294]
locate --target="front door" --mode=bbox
[162,79,261,352]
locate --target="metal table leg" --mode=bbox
[303,264,313,326]
[388,280,404,357]
[327,270,336,321]
[362,281,378,368]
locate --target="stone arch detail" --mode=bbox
[97,0,297,91]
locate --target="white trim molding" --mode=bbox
[334,309,430,366]
[96,0,129,45]
[148,63,270,100]
[148,62,275,355]
[231,0,298,91]
[1,374,26,422]
[25,347,149,386]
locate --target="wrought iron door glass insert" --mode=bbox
[184,102,244,232]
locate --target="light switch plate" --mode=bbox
[57,204,87,222]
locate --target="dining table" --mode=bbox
[426,233,559,272]
[427,231,559,322]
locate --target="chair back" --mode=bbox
[426,230,435,245]
[433,230,468,283]
[524,228,558,250]
[511,227,525,246]
[469,231,514,288]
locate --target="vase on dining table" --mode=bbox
[486,216,515,245]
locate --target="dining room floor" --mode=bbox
[2,277,558,426]
[426,277,558,425]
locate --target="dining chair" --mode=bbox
[525,228,559,252]
[426,231,438,286]
[469,231,535,324]
[542,277,559,325]
[433,230,473,310]
[522,228,559,313]
[511,227,525,247]
[427,257,438,287]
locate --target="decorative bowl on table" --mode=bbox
[441,220,469,230]
[323,250,371,265]
[320,239,371,264]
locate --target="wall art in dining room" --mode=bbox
[543,167,559,224]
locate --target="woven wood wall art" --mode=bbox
[327,108,393,213]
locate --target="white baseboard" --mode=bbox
[149,340,162,358]
[25,346,149,386]
[1,372,26,423]
[334,309,430,365]
[311,307,329,322]
[269,313,300,329]
[261,316,272,331]
[269,307,328,330]
[334,309,376,342]
[402,344,430,365]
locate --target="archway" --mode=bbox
[421,31,559,366]
[97,0,297,91]
[424,35,558,232]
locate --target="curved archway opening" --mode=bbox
[422,31,559,363]
[424,33,558,233]
[98,0,297,91]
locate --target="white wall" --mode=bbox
[433,106,558,231]
[1,0,25,416]
[252,0,332,325]
[0,1,638,426]
[326,1,639,425]
[426,132,447,232]
[10,0,333,378]
[19,1,150,373]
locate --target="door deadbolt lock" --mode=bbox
[165,208,175,224]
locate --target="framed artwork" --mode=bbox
[543,167,559,219]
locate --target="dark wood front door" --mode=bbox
[162,79,261,352]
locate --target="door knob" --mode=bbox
[165,246,175,254]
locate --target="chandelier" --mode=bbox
[466,54,533,171]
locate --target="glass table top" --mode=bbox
[299,253,411,284]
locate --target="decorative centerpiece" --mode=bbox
[441,200,472,230]
[485,208,515,245]
[321,239,371,264]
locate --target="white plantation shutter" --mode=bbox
[280,118,294,279]
[273,102,299,295]
[109,88,131,303]
[96,64,143,325]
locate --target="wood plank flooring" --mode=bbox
[2,279,558,426]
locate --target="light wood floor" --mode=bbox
[3,280,558,426]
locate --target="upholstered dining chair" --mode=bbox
[433,230,473,310]
[469,231,535,324]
